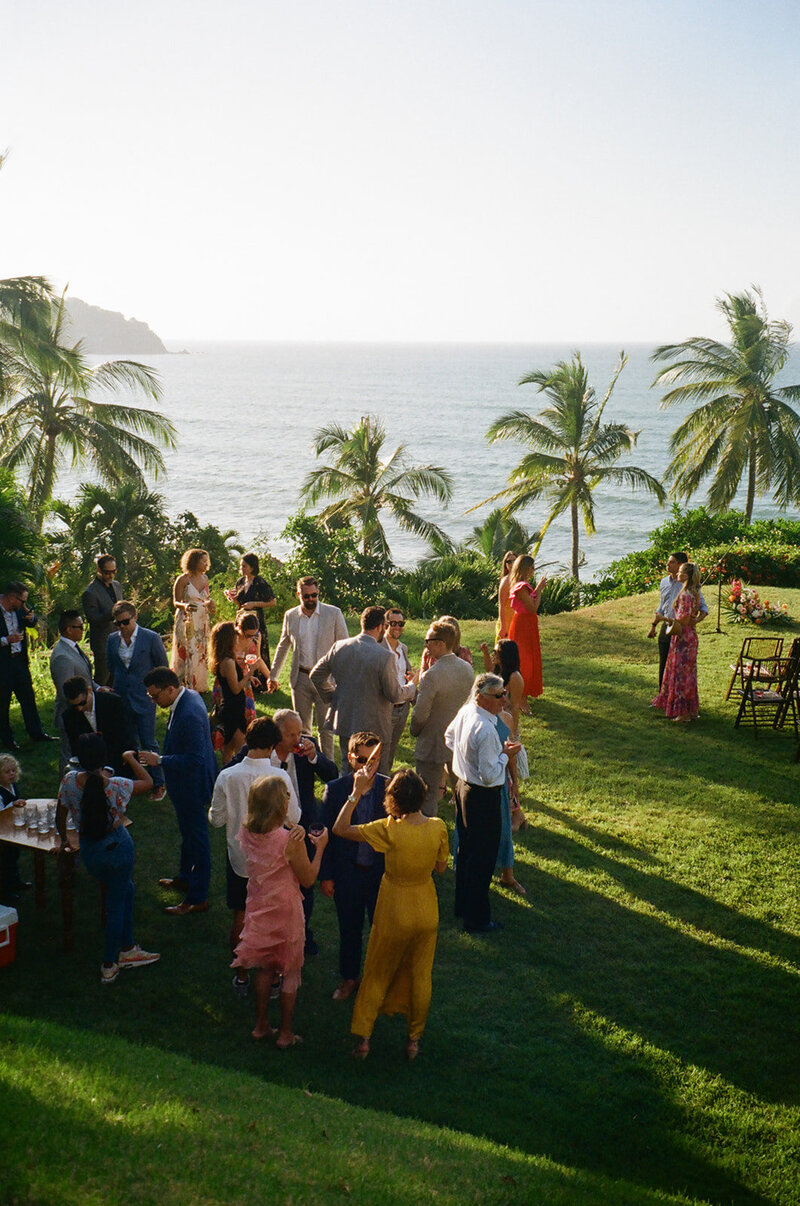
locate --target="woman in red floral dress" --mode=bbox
[652,562,701,722]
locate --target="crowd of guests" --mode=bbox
[0,541,703,1056]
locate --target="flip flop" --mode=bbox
[276,1033,303,1049]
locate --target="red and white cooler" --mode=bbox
[0,904,18,967]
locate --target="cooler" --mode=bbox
[0,904,18,967]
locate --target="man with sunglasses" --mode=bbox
[319,732,387,1002]
[106,601,169,798]
[49,610,98,770]
[81,554,123,686]
[268,576,348,762]
[445,673,521,934]
[62,675,129,774]
[381,608,418,770]
[410,621,474,817]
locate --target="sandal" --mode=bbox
[351,1038,370,1060]
[406,1038,420,1062]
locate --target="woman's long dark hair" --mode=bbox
[494,638,521,686]
[76,733,112,841]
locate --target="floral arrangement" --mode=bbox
[726,579,791,625]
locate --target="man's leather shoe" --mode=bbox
[165,900,209,916]
[158,876,189,891]
[32,732,56,743]
[151,787,167,801]
[5,739,20,752]
[332,979,359,1001]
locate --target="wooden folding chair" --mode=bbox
[733,654,800,736]
[725,635,785,700]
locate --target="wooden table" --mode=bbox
[0,800,124,953]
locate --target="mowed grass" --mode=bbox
[2,592,800,1205]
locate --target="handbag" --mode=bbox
[516,742,530,781]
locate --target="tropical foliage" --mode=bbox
[464,507,539,560]
[477,352,666,579]
[280,513,388,613]
[652,287,800,522]
[0,290,175,530]
[302,414,454,559]
[0,466,38,582]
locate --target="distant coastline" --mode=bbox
[64,297,166,354]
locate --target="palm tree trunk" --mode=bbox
[745,445,756,523]
[33,435,57,533]
[571,501,580,581]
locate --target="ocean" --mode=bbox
[91,341,800,578]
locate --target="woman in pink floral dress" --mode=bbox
[652,562,701,722]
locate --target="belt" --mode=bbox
[298,667,312,674]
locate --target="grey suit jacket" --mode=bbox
[49,638,96,728]
[410,652,475,762]
[271,602,348,688]
[310,632,413,748]
[82,577,123,649]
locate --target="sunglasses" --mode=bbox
[114,617,134,626]
[388,619,405,627]
[352,753,376,765]
[72,697,89,709]
[301,593,319,601]
[489,690,507,699]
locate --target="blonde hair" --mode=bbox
[510,555,535,587]
[245,775,290,834]
[502,550,517,574]
[438,615,462,649]
[680,562,701,596]
[181,548,209,573]
[0,754,21,778]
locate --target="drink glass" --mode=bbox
[25,801,38,831]
[38,803,50,834]
[13,805,26,828]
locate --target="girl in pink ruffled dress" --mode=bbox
[232,776,327,1048]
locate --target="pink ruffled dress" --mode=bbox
[231,826,305,992]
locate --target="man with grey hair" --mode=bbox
[410,620,473,816]
[445,672,521,933]
[270,706,338,957]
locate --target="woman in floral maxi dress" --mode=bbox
[171,549,215,692]
[652,562,701,722]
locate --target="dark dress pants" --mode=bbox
[0,656,46,743]
[658,624,673,690]
[173,795,211,904]
[334,863,384,980]
[454,778,502,931]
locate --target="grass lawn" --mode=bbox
[2,591,799,1205]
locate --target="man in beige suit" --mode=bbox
[310,606,415,774]
[410,620,474,816]
[269,576,348,762]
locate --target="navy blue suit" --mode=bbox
[320,772,387,981]
[161,688,218,904]
[107,625,168,787]
[282,738,338,948]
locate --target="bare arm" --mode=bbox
[122,750,153,795]
[285,824,328,887]
[172,573,190,609]
[219,656,254,695]
[332,759,380,841]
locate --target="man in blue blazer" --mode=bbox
[141,667,217,914]
[319,731,386,1001]
[271,708,338,956]
[106,601,168,795]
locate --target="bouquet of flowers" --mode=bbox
[726,579,791,625]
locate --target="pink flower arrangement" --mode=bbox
[726,579,790,626]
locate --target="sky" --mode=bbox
[2,0,799,343]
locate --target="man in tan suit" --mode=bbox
[310,606,415,774]
[269,576,348,761]
[410,620,474,816]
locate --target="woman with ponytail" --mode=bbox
[56,733,160,984]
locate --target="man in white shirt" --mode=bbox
[268,576,348,760]
[445,673,521,934]
[647,552,708,689]
[208,716,299,996]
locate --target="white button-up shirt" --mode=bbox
[658,577,708,621]
[296,609,319,669]
[445,700,507,788]
[117,623,140,668]
[208,756,300,877]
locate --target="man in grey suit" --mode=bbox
[410,620,474,816]
[310,605,415,774]
[268,576,348,761]
[81,554,123,685]
[49,610,97,770]
[106,600,169,796]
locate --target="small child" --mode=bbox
[0,754,26,905]
[232,775,328,1048]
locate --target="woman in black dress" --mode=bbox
[229,554,275,663]
[209,621,258,763]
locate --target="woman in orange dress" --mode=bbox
[497,550,517,639]
[508,555,547,704]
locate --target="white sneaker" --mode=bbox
[118,945,161,969]
[101,962,120,984]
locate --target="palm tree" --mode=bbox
[474,352,666,580]
[464,507,540,562]
[651,288,800,523]
[69,481,170,580]
[301,414,454,559]
[0,291,176,531]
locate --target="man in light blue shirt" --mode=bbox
[445,674,520,934]
[648,552,708,690]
